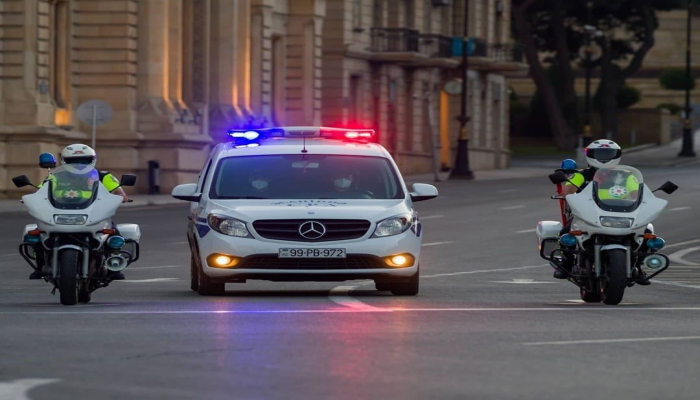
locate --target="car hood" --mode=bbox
[207,199,408,222]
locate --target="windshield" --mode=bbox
[48,164,100,210]
[592,165,644,212]
[209,155,404,200]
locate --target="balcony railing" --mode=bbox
[418,34,453,58]
[370,28,419,53]
[489,44,524,63]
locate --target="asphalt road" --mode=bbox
[1,166,699,399]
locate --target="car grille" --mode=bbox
[237,255,386,270]
[252,219,371,242]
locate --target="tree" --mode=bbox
[512,0,680,146]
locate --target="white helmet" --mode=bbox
[60,144,97,169]
[585,140,622,169]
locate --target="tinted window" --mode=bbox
[209,155,403,200]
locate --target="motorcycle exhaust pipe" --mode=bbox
[105,255,128,272]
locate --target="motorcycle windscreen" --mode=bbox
[48,164,100,210]
[592,165,644,213]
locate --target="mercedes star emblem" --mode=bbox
[299,221,326,240]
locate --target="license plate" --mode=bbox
[279,248,347,258]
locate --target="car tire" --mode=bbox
[190,255,199,292]
[197,263,225,296]
[390,268,419,296]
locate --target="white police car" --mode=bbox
[172,127,438,296]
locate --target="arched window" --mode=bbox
[51,0,70,108]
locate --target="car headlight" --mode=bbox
[207,214,251,238]
[373,214,413,237]
[600,216,634,228]
[54,214,87,225]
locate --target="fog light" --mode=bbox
[384,254,414,268]
[106,235,125,249]
[559,234,577,247]
[24,235,41,244]
[206,254,240,268]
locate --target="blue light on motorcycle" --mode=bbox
[559,234,577,247]
[647,237,665,251]
[106,235,125,249]
[24,235,41,244]
[560,159,577,171]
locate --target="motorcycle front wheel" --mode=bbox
[59,249,81,306]
[601,249,627,305]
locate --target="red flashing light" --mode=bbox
[320,127,376,142]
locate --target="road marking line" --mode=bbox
[117,278,180,283]
[6,307,700,315]
[665,238,700,249]
[422,241,454,247]
[653,280,700,289]
[515,229,536,234]
[129,265,182,270]
[0,379,61,400]
[668,246,700,266]
[420,215,444,220]
[490,279,554,284]
[423,264,547,278]
[669,207,692,212]
[523,336,700,346]
[328,285,389,311]
[500,205,526,211]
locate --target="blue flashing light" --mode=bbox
[647,237,665,251]
[560,234,577,247]
[107,235,125,249]
[560,159,577,172]
[24,235,41,244]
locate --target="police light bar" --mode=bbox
[319,127,376,141]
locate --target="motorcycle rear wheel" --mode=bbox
[59,249,80,306]
[601,249,627,305]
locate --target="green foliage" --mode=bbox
[659,69,696,91]
[656,102,682,115]
[616,85,641,109]
[593,84,641,110]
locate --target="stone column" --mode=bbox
[286,0,325,126]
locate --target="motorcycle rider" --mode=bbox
[30,144,130,280]
[554,140,650,285]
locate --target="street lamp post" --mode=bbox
[449,0,474,180]
[679,0,696,157]
[583,2,594,148]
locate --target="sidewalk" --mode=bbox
[622,130,700,168]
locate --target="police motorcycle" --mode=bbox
[12,153,141,305]
[537,162,678,305]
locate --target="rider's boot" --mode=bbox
[636,269,651,286]
[553,252,573,279]
[111,272,125,280]
[29,270,43,280]
[553,269,568,279]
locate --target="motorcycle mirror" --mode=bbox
[12,175,37,189]
[120,174,137,187]
[39,153,57,169]
[653,181,679,195]
[548,171,569,185]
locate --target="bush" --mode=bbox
[617,85,641,109]
[656,102,682,115]
[659,69,696,91]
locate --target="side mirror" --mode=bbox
[548,171,569,185]
[653,181,679,195]
[39,153,57,169]
[172,183,201,202]
[12,175,37,189]
[410,183,438,202]
[120,174,137,187]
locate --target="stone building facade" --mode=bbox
[0,0,524,197]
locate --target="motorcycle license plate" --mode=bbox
[279,248,347,258]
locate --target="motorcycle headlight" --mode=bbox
[54,214,87,225]
[373,214,413,238]
[600,216,634,228]
[207,214,251,238]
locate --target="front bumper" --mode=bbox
[196,230,421,281]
